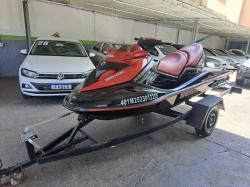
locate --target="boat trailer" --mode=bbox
[0,85,241,186]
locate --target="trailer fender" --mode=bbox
[186,95,224,129]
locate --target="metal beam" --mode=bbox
[23,0,32,51]
[196,33,215,43]
[192,21,199,42]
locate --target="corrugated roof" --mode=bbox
[42,0,250,38]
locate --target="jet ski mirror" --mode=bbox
[89,52,95,57]
[20,49,27,55]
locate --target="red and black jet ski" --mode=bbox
[63,38,231,119]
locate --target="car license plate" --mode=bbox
[51,84,72,90]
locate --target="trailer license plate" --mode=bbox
[51,84,72,90]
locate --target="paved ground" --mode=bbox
[0,74,250,187]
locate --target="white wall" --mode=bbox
[0,0,25,35]
[0,0,225,48]
[95,14,133,43]
[156,25,178,43]
[198,33,226,49]
[178,30,193,45]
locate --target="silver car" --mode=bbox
[236,59,250,86]
[216,49,247,66]
[204,48,235,69]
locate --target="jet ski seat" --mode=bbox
[157,43,203,77]
[157,51,188,77]
[180,43,203,67]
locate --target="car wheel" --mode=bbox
[195,105,219,137]
[21,92,31,99]
[236,70,244,86]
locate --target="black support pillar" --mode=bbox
[23,0,32,51]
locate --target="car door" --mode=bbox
[90,42,103,66]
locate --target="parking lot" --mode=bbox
[1,73,250,187]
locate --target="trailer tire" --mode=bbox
[195,105,219,137]
[236,79,244,86]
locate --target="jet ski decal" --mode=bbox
[120,93,159,106]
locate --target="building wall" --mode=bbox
[239,0,250,28]
[205,0,245,24]
[0,0,226,76]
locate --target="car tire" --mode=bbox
[236,70,244,86]
[21,92,31,99]
[236,78,244,86]
[195,105,219,137]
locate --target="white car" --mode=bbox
[204,48,235,69]
[19,38,95,97]
[153,44,178,59]
[229,49,250,58]
[203,56,225,73]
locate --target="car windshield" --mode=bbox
[30,40,87,57]
[157,45,177,55]
[224,50,235,55]
[213,49,228,56]
[231,50,244,56]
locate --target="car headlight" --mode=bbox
[81,69,94,78]
[21,68,39,78]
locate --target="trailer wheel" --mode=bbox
[195,106,219,137]
[236,79,244,86]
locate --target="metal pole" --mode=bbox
[192,21,199,43]
[155,23,158,38]
[195,33,214,43]
[245,35,250,57]
[23,0,32,51]
[176,29,180,44]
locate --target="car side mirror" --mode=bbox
[89,52,95,57]
[20,49,27,55]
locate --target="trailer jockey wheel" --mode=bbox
[195,105,219,137]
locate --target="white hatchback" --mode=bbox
[19,38,95,97]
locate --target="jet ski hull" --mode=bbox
[63,71,226,119]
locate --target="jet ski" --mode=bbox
[0,39,240,186]
[63,38,231,119]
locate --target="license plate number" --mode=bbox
[51,84,72,90]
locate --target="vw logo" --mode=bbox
[57,73,64,80]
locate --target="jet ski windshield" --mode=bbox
[84,61,130,87]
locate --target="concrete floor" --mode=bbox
[0,74,250,187]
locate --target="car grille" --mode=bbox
[37,73,85,79]
[31,83,79,91]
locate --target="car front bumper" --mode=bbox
[19,76,85,96]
